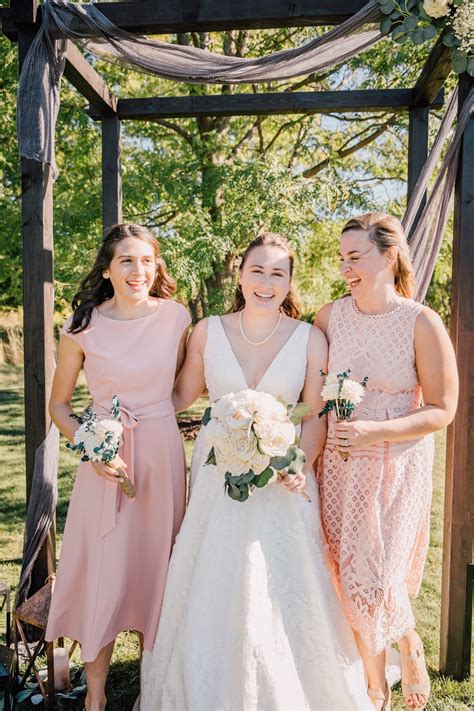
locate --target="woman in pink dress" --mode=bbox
[46,223,190,711]
[315,213,458,711]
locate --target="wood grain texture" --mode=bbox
[440,72,474,680]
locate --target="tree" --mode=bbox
[0,22,454,320]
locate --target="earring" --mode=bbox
[237,284,242,291]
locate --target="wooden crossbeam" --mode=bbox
[88,89,444,121]
[413,35,452,106]
[90,0,370,34]
[64,40,118,115]
[2,0,370,38]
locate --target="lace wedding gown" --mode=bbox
[140,316,371,710]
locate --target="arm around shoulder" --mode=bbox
[172,318,208,413]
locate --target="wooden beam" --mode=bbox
[18,28,56,595]
[1,0,372,38]
[440,72,474,680]
[89,89,444,122]
[10,0,38,25]
[413,35,452,106]
[64,41,118,115]
[102,115,122,233]
[407,105,429,238]
[89,0,370,34]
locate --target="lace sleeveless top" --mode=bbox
[327,297,424,418]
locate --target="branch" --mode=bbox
[264,118,302,153]
[302,116,397,179]
[153,119,195,147]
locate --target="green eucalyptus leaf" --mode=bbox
[201,406,212,426]
[380,1,396,15]
[288,402,311,425]
[403,15,419,31]
[287,446,307,475]
[381,16,393,34]
[418,5,430,20]
[442,31,455,47]
[452,55,468,73]
[411,28,426,45]
[422,24,437,41]
[205,447,216,466]
[269,453,292,470]
[392,28,406,41]
[253,467,274,487]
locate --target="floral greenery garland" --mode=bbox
[378,0,474,76]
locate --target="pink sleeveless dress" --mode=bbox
[46,299,190,662]
[317,296,434,656]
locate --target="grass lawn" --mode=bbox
[0,363,472,709]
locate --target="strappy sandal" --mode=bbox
[368,682,391,710]
[401,642,431,709]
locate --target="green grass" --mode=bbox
[0,364,472,709]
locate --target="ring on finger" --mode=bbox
[344,438,349,447]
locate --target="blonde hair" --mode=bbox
[341,212,416,298]
[232,232,301,319]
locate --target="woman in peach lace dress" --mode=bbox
[315,213,458,711]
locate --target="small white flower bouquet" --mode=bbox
[202,389,311,502]
[67,396,135,498]
[318,369,368,461]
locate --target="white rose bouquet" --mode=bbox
[202,389,311,502]
[66,395,135,498]
[318,369,368,461]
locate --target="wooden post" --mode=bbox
[18,28,56,594]
[440,73,474,680]
[407,105,429,236]
[101,115,122,232]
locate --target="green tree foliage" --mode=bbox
[0,20,454,321]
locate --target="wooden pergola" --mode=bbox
[1,0,472,681]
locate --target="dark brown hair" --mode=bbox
[341,212,416,298]
[69,224,176,333]
[232,232,301,319]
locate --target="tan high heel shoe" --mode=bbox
[401,642,431,709]
[368,682,391,710]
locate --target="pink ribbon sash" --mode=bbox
[93,399,175,539]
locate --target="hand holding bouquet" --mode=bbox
[203,389,311,503]
[318,369,368,461]
[67,396,135,498]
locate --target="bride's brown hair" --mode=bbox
[232,232,301,319]
[69,224,176,333]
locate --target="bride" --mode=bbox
[140,233,372,710]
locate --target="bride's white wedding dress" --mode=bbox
[140,316,371,710]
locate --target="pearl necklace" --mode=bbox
[239,310,282,346]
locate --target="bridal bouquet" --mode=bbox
[67,395,135,498]
[319,369,368,461]
[202,389,311,502]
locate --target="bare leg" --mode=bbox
[354,630,389,710]
[398,629,430,709]
[84,639,115,711]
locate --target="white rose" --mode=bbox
[212,394,239,421]
[339,379,366,405]
[214,428,264,476]
[423,0,450,19]
[321,382,341,401]
[254,420,295,457]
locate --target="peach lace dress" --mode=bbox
[317,296,434,655]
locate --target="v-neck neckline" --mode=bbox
[217,316,304,391]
